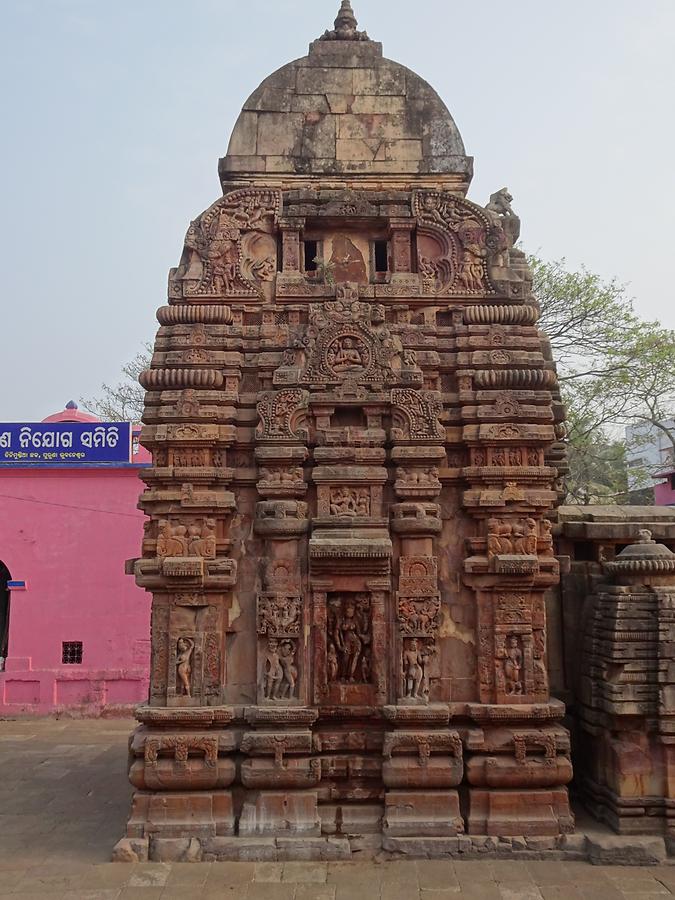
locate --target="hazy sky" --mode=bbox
[1,0,674,421]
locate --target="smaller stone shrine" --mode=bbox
[578,530,675,842]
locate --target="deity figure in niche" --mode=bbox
[262,637,298,700]
[457,241,485,292]
[402,638,434,700]
[503,635,524,695]
[327,643,339,681]
[278,640,298,699]
[263,638,283,700]
[210,239,238,293]
[176,637,195,697]
[328,594,372,683]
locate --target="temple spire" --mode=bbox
[319,0,370,41]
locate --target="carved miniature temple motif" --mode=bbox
[116,3,573,861]
[578,532,675,840]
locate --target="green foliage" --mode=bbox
[531,257,675,502]
[313,255,335,285]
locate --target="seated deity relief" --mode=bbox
[156,517,216,559]
[326,335,370,374]
[328,486,370,517]
[486,517,539,558]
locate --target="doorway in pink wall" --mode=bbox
[0,561,10,665]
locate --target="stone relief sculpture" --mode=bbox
[173,189,281,300]
[413,191,495,296]
[176,637,194,697]
[397,597,440,636]
[157,518,216,559]
[327,595,372,684]
[320,0,369,41]
[485,188,521,247]
[486,517,538,558]
[329,487,370,517]
[118,2,573,862]
[257,596,301,635]
[261,638,299,701]
[502,635,524,696]
[402,638,435,701]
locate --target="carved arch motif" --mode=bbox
[413,190,497,296]
[299,293,400,387]
[256,390,309,441]
[391,389,445,442]
[173,188,282,299]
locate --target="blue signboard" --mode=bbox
[0,423,132,466]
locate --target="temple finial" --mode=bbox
[319,0,370,42]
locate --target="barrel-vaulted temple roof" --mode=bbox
[220,1,472,183]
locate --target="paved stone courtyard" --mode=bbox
[1,718,675,898]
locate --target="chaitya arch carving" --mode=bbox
[172,188,282,300]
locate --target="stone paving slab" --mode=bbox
[0,718,674,897]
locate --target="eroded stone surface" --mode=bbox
[121,2,572,857]
[577,531,675,842]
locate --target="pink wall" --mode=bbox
[655,474,675,506]
[0,465,151,714]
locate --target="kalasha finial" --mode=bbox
[65,400,78,410]
[320,1,370,42]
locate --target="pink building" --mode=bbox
[0,402,151,714]
[654,467,675,506]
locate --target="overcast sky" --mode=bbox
[1,0,673,421]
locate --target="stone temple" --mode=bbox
[116,2,575,860]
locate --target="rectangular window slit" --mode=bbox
[374,240,389,273]
[304,240,318,272]
[62,641,83,665]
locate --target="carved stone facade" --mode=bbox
[116,3,572,861]
[578,532,675,842]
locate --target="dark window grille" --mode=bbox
[62,641,83,664]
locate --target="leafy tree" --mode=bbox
[531,257,675,501]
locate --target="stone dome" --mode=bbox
[220,2,472,182]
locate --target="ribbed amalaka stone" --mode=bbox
[116,1,572,861]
